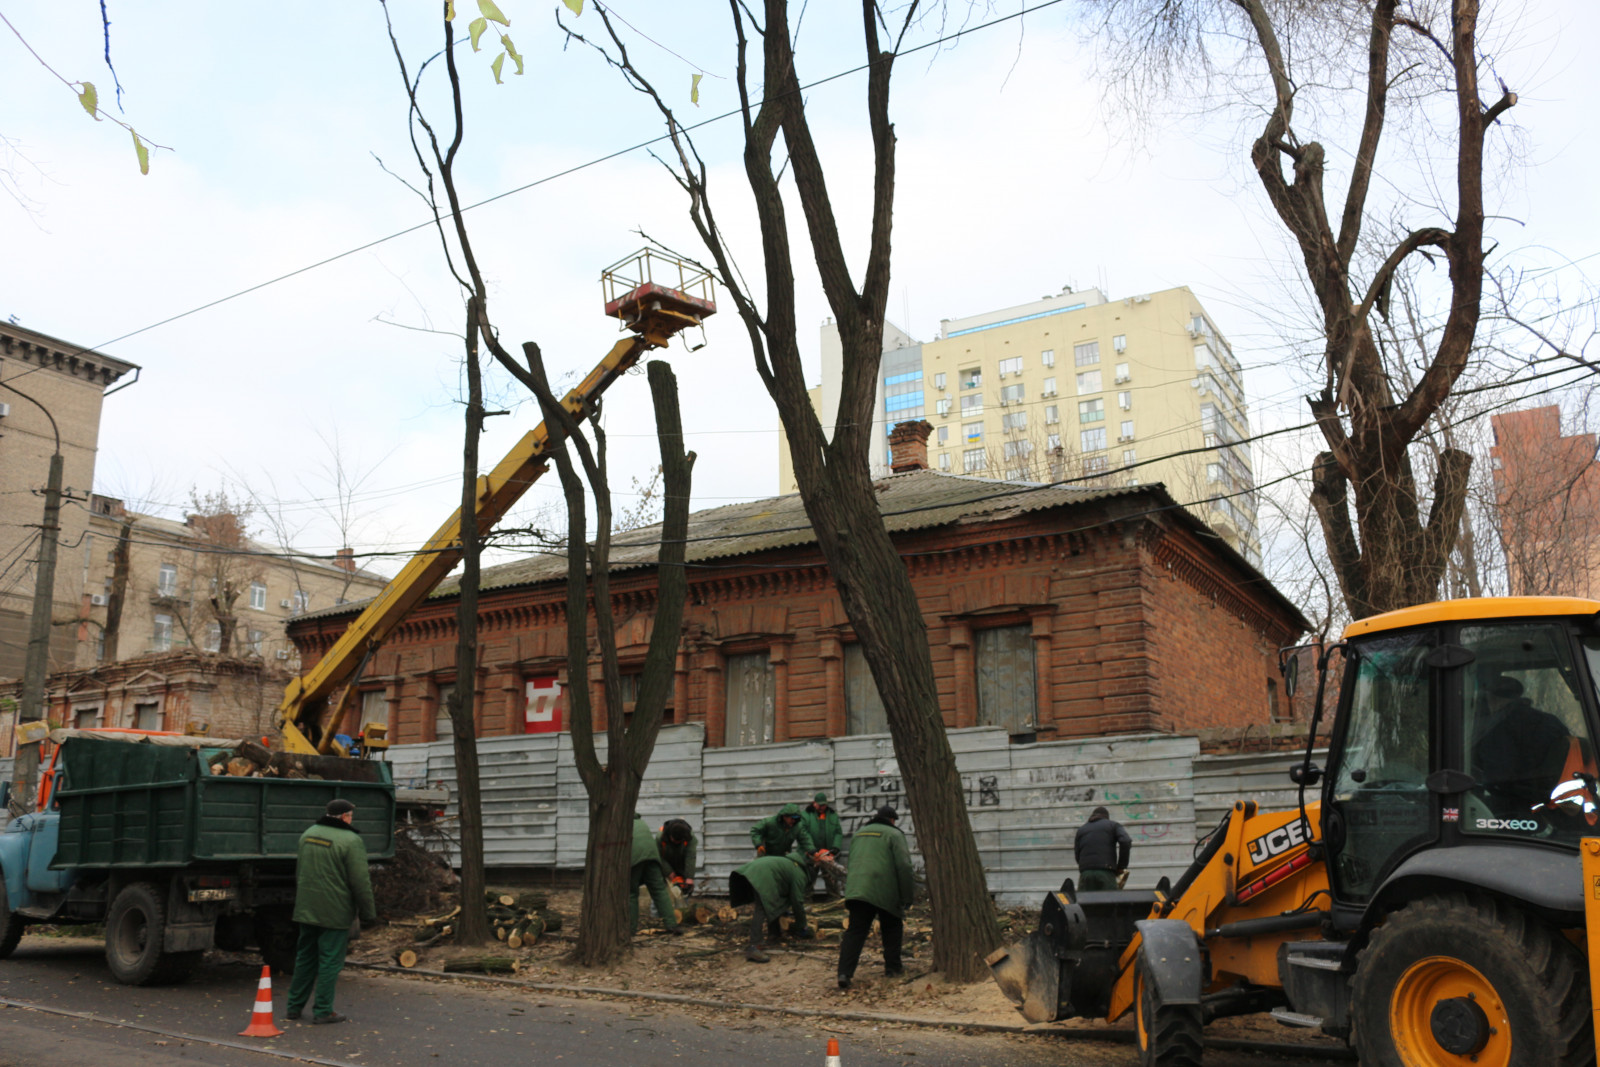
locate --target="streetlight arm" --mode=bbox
[0,378,61,455]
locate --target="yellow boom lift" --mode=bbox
[990,596,1600,1066]
[274,250,715,757]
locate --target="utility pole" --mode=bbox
[4,382,62,818]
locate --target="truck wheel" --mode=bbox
[1352,893,1591,1067]
[254,914,298,976]
[0,881,25,960]
[1133,956,1203,1067]
[105,882,199,986]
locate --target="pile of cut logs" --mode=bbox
[394,891,562,969]
[206,741,325,779]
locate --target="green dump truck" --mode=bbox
[0,731,394,985]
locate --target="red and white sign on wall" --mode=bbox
[524,676,563,734]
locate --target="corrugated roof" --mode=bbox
[298,469,1306,630]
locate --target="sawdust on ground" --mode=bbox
[350,888,1346,1053]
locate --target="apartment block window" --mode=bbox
[726,651,776,747]
[1076,370,1102,395]
[204,622,222,653]
[75,707,100,729]
[1118,391,1132,411]
[1081,427,1107,452]
[250,582,266,610]
[998,356,1024,377]
[1004,439,1033,462]
[936,397,952,416]
[934,372,947,390]
[960,394,983,416]
[95,629,106,662]
[936,425,949,445]
[1044,405,1060,425]
[1074,340,1100,366]
[152,613,173,652]
[999,383,1025,404]
[1041,348,1056,368]
[963,448,988,473]
[1048,433,1062,451]
[938,452,952,471]
[1114,362,1130,382]
[133,701,161,731]
[1084,453,1110,474]
[960,367,982,389]
[157,563,178,597]
[1002,411,1028,433]
[1113,334,1127,353]
[1208,462,1224,483]
[976,625,1037,737]
[1042,376,1057,397]
[963,421,984,443]
[844,644,889,735]
[1122,448,1137,466]
[1120,419,1135,440]
[291,590,309,616]
[247,629,264,655]
[1078,398,1105,424]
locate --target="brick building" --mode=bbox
[288,427,1307,748]
[1490,406,1600,598]
[1,651,291,749]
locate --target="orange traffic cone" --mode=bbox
[824,1037,841,1066]
[239,965,284,1038]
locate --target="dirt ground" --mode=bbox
[351,888,1347,1053]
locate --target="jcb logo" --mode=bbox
[1246,818,1312,865]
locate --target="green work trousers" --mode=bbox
[286,923,351,1018]
[629,861,677,933]
[1078,868,1120,892]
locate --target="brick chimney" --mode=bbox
[334,547,356,573]
[889,420,933,473]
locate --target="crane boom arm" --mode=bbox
[277,333,649,754]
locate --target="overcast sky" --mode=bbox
[3,1,1595,587]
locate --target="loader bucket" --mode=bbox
[989,886,1158,1023]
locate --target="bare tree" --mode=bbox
[565,1,1001,979]
[1086,0,1518,619]
[379,2,696,962]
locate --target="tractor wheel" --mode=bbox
[1133,955,1203,1067]
[0,881,25,960]
[105,882,200,986]
[1352,893,1591,1067]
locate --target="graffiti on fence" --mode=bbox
[835,772,1001,834]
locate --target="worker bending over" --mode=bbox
[657,818,697,897]
[630,814,685,936]
[749,802,815,858]
[729,852,814,962]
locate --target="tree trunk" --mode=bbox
[450,300,490,945]
[102,517,133,662]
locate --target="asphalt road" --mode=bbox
[0,937,1350,1067]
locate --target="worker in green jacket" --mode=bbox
[729,851,814,962]
[749,802,815,859]
[286,799,377,1024]
[835,805,914,989]
[801,791,847,897]
[656,818,697,896]
[629,814,684,936]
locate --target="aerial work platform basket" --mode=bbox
[602,248,717,346]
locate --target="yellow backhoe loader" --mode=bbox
[990,595,1600,1066]
[273,250,714,758]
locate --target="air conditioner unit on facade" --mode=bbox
[1119,435,1134,443]
[90,593,108,606]
[280,599,292,608]
[275,649,291,660]
[1115,375,1130,384]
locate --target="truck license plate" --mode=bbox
[188,888,237,902]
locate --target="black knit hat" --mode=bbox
[326,799,355,817]
[875,805,899,822]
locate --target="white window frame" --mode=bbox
[249,582,266,610]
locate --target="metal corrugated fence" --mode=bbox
[389,732,1310,905]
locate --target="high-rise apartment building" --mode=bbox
[779,285,1259,562]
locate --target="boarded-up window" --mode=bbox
[75,707,100,729]
[435,683,456,741]
[133,702,161,731]
[725,652,775,747]
[976,625,1036,736]
[845,644,889,736]
[359,690,388,731]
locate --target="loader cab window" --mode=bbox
[1327,632,1434,903]
[1461,623,1598,846]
